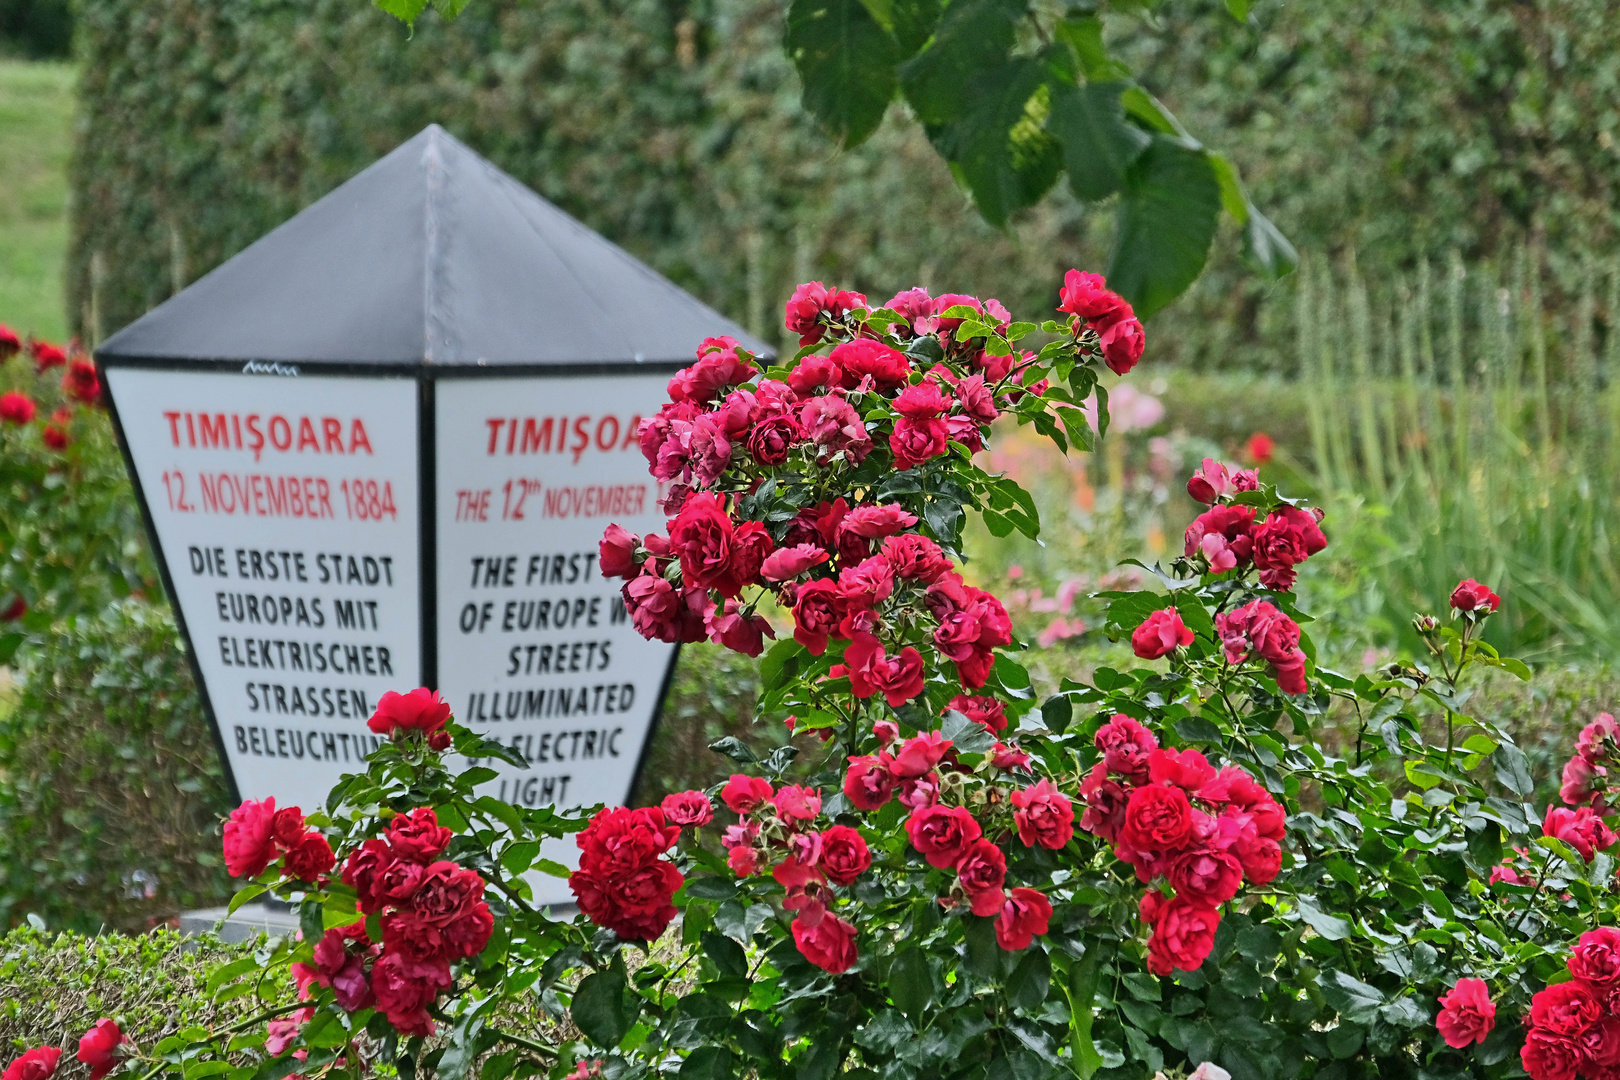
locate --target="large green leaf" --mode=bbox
[857,0,943,55]
[571,966,638,1048]
[898,0,1025,125]
[1048,81,1151,203]
[1105,136,1222,317]
[786,0,904,145]
[924,58,1063,225]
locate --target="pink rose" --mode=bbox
[844,755,896,810]
[905,804,982,869]
[660,791,714,827]
[721,774,774,815]
[1011,779,1075,850]
[882,533,953,583]
[1450,578,1502,613]
[761,544,831,581]
[839,503,919,539]
[1097,315,1145,374]
[791,909,858,973]
[1132,607,1192,659]
[995,887,1052,950]
[1094,715,1157,779]
[1544,805,1617,861]
[890,416,949,469]
[773,785,823,823]
[889,731,953,778]
[1145,895,1220,975]
[820,825,871,885]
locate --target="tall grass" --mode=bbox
[1298,248,1620,660]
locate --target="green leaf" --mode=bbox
[1224,0,1251,18]
[888,947,934,1019]
[708,737,759,765]
[941,707,997,755]
[760,638,806,692]
[1048,82,1151,203]
[786,0,903,146]
[1039,694,1073,734]
[226,883,266,917]
[1006,947,1051,1012]
[679,1046,735,1080]
[1320,970,1384,1025]
[1493,742,1533,796]
[1064,954,1104,1080]
[572,966,638,1048]
[1054,16,1130,81]
[701,930,749,978]
[1105,137,1222,317]
[1295,898,1353,941]
[685,876,741,901]
[899,0,1023,125]
[923,58,1063,226]
[373,0,429,24]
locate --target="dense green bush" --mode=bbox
[0,0,70,59]
[0,601,233,932]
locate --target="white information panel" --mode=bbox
[107,368,422,809]
[435,375,677,901]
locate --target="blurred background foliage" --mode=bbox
[0,0,1618,929]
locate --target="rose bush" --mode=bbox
[10,276,1620,1080]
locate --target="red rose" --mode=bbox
[820,825,871,885]
[843,755,896,811]
[1079,764,1129,842]
[948,695,1006,733]
[577,807,680,875]
[1120,782,1194,853]
[1145,895,1219,975]
[727,845,759,878]
[271,805,306,849]
[722,774,775,815]
[1186,458,1234,504]
[41,422,69,451]
[1522,1030,1583,1080]
[1531,981,1603,1038]
[705,600,775,657]
[905,804,982,869]
[667,340,755,404]
[598,524,640,579]
[0,324,17,360]
[1571,927,1620,987]
[0,391,36,426]
[61,360,101,405]
[773,785,822,823]
[1011,779,1075,850]
[29,340,65,372]
[1185,504,1257,574]
[660,790,713,827]
[1097,315,1145,375]
[623,570,708,644]
[1436,977,1495,1049]
[1544,805,1617,862]
[889,417,949,469]
[797,394,873,462]
[77,1021,124,1080]
[1168,847,1243,905]
[367,688,450,737]
[747,412,803,465]
[598,861,684,928]
[1057,270,1117,319]
[0,596,25,622]
[342,838,398,913]
[832,338,910,392]
[762,544,830,582]
[282,832,336,882]
[890,731,952,778]
[788,354,843,395]
[995,887,1052,951]
[791,579,842,655]
[1149,747,1217,793]
[934,293,988,333]
[840,503,919,539]
[223,797,278,878]
[1450,578,1502,613]
[1132,607,1193,659]
[1579,1017,1620,1069]
[832,632,925,707]
[1094,715,1157,779]
[3,1048,61,1080]
[1251,506,1327,591]
[371,952,451,1037]
[792,909,858,973]
[1577,714,1619,762]
[882,533,953,583]
[955,838,1007,916]
[893,380,952,419]
[1233,834,1282,885]
[388,808,453,863]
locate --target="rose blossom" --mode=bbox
[1057,270,1118,319]
[1428,976,1495,1049]
[747,411,803,465]
[773,785,822,823]
[1578,714,1620,762]
[370,952,452,1037]
[77,1021,125,1080]
[790,579,841,654]
[1250,506,1328,591]
[1570,927,1620,988]
[367,688,451,737]
[889,731,952,778]
[624,572,709,644]
[1098,315,1146,375]
[1184,504,1257,574]
[599,524,640,579]
[727,845,759,877]
[0,324,17,360]
[282,832,336,882]
[1011,779,1075,850]
[1561,755,1605,806]
[721,774,774,815]
[1450,578,1502,613]
[1144,894,1220,975]
[995,888,1052,951]
[948,694,1007,733]
[0,391,36,426]
[762,544,830,582]
[660,791,714,827]
[1079,764,1128,842]
[705,600,774,657]
[820,825,871,885]
[1149,747,1218,793]
[669,493,771,597]
[882,533,953,583]
[1522,1028,1583,1080]
[791,909,858,973]
[1168,848,1243,905]
[844,755,896,810]
[890,416,949,469]
[840,503,919,539]
[1094,714,1157,779]
[905,804,982,869]
[1531,981,1602,1038]
[832,632,925,707]
[1131,607,1192,659]
[223,797,279,878]
[388,808,453,862]
[797,394,873,462]
[1544,805,1617,861]
[1186,458,1236,504]
[1120,782,1194,852]
[4,1049,61,1080]
[956,838,1008,915]
[831,338,910,392]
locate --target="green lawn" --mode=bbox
[0,60,72,343]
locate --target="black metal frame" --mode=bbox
[94,351,686,809]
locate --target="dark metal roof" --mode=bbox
[96,124,768,367]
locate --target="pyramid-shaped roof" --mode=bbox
[97,125,768,368]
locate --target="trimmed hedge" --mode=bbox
[0,601,233,933]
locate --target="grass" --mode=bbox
[0,59,73,343]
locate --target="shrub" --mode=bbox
[0,600,232,932]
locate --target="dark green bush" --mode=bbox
[0,601,233,932]
[0,0,70,59]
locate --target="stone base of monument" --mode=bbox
[178,903,300,944]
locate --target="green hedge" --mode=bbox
[0,601,233,932]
